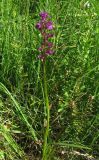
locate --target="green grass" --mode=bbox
[0,0,99,159]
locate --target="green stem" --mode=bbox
[42,61,50,160]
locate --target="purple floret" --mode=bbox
[45,50,54,55]
[46,33,54,39]
[36,22,42,30]
[46,21,53,30]
[40,12,49,20]
[38,54,45,61]
[38,47,42,51]
[47,42,53,47]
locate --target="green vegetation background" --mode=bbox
[0,0,99,159]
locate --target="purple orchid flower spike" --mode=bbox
[36,11,54,61]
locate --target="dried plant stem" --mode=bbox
[60,150,96,160]
[42,61,50,160]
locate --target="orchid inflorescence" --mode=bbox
[36,12,54,61]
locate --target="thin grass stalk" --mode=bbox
[42,61,50,160]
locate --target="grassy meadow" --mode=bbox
[0,0,99,159]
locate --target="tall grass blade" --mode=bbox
[0,124,28,160]
[0,82,38,141]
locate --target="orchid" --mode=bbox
[35,11,55,160]
[36,11,54,61]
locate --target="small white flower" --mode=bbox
[84,1,90,8]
